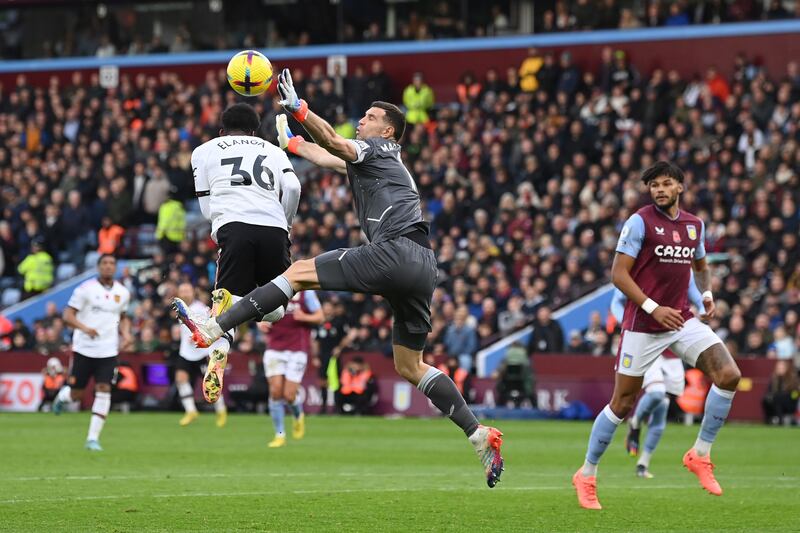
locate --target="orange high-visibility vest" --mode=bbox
[677,368,708,415]
[44,374,65,391]
[115,366,139,392]
[340,370,372,395]
[438,364,467,395]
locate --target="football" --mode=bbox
[226,50,273,97]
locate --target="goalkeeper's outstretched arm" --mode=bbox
[276,68,357,166]
[276,115,346,173]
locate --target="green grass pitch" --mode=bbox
[1,413,798,532]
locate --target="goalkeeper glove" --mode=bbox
[276,114,304,155]
[277,68,308,122]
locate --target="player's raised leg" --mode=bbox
[683,342,740,496]
[395,343,504,487]
[574,372,643,509]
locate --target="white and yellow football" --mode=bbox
[226,50,273,97]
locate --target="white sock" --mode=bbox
[56,385,72,403]
[693,437,712,456]
[87,391,111,442]
[629,415,640,430]
[638,450,652,468]
[178,382,197,413]
[214,397,226,413]
[582,461,598,477]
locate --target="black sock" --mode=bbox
[217,281,291,332]
[320,387,328,414]
[417,367,479,437]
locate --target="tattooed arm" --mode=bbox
[693,256,715,319]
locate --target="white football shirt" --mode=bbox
[67,279,130,358]
[179,300,211,362]
[191,135,300,239]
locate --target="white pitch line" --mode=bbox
[4,472,797,483]
[0,484,791,505]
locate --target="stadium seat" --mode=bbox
[56,263,78,281]
[1,288,21,307]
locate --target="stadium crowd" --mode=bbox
[3,0,799,59]
[1,43,799,373]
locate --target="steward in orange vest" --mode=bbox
[337,357,376,415]
[438,355,471,401]
[677,368,709,416]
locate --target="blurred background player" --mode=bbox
[38,357,66,412]
[186,102,301,404]
[174,69,504,488]
[610,275,705,478]
[258,290,324,448]
[174,282,227,428]
[53,254,132,452]
[574,162,741,509]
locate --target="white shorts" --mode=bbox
[617,318,721,378]
[263,350,308,383]
[642,356,686,396]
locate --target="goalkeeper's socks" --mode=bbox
[417,366,479,437]
[269,398,286,436]
[694,385,735,456]
[217,276,294,332]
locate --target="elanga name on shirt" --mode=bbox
[216,138,266,150]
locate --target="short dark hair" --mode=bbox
[641,160,685,184]
[371,101,406,142]
[221,103,260,134]
[97,253,116,265]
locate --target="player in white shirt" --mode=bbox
[53,254,132,452]
[174,282,227,428]
[185,102,301,405]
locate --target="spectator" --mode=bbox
[527,306,564,354]
[438,354,472,402]
[770,326,797,361]
[61,191,90,266]
[365,60,391,103]
[402,72,435,125]
[142,166,171,221]
[444,306,479,372]
[567,329,591,353]
[762,360,799,425]
[97,216,125,255]
[456,71,482,108]
[38,357,66,412]
[518,48,543,93]
[665,2,690,26]
[17,238,53,299]
[155,191,186,255]
[336,356,376,415]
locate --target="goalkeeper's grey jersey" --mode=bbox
[345,137,429,243]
